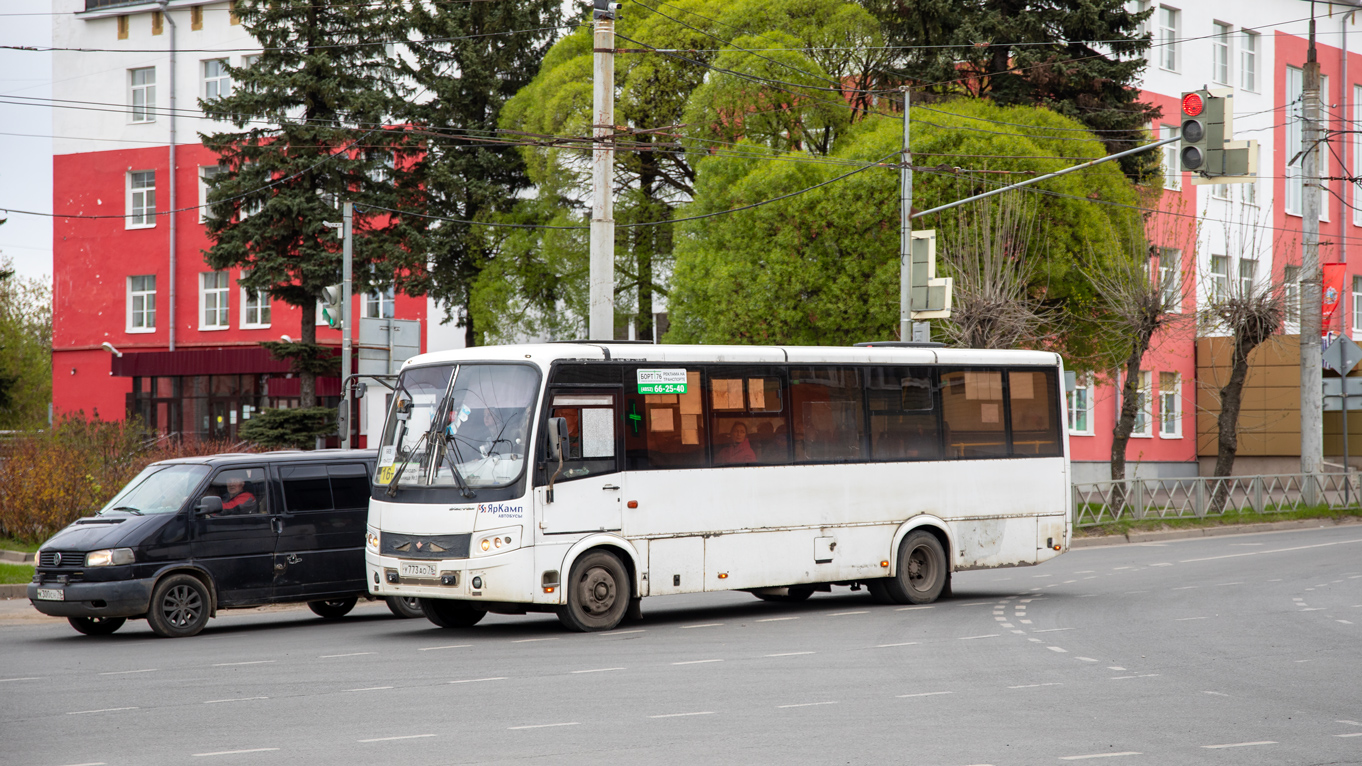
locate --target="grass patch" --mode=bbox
[0,537,40,553]
[0,562,35,585]
[1076,506,1362,537]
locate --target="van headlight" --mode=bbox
[86,548,135,567]
[365,529,380,553]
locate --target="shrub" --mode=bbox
[238,406,337,449]
[0,415,243,544]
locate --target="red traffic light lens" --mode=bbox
[1183,92,1204,117]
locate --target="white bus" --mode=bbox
[365,342,1071,632]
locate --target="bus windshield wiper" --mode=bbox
[383,429,428,498]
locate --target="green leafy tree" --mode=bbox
[0,259,51,429]
[666,99,1141,355]
[395,0,562,347]
[200,0,414,408]
[857,0,1159,180]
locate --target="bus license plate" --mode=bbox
[400,562,437,578]
[35,588,64,601]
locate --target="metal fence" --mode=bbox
[1073,472,1361,528]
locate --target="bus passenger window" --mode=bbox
[547,393,618,480]
[867,367,940,461]
[624,371,706,470]
[789,368,864,463]
[707,371,789,466]
[940,369,1007,458]
[1007,370,1062,457]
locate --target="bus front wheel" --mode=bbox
[421,598,486,628]
[558,550,630,632]
[879,530,948,605]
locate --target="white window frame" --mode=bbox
[1159,248,1181,312]
[241,273,271,329]
[1355,85,1362,227]
[1212,22,1231,86]
[1286,67,1303,216]
[129,67,155,123]
[200,271,230,330]
[1161,125,1181,190]
[1243,176,1257,207]
[126,170,156,229]
[1212,183,1229,200]
[363,287,395,319]
[1353,274,1362,333]
[1132,370,1153,437]
[199,165,222,223]
[1287,265,1302,328]
[1158,371,1181,438]
[1066,374,1094,436]
[1210,254,1229,303]
[202,58,231,101]
[127,275,156,333]
[1240,31,1258,92]
[1238,257,1257,296]
[1158,6,1180,72]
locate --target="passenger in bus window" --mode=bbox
[717,421,756,464]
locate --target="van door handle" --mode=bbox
[602,484,621,491]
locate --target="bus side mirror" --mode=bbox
[196,496,223,516]
[546,417,568,461]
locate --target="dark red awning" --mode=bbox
[111,347,295,377]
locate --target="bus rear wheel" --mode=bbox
[879,530,948,605]
[421,598,487,628]
[558,550,630,632]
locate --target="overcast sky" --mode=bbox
[0,0,54,285]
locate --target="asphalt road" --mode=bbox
[1,525,1360,766]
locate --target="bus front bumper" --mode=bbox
[366,547,544,605]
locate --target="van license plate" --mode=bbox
[35,588,64,601]
[400,562,437,578]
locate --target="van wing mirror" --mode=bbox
[196,496,224,516]
[546,417,568,461]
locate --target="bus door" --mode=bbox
[536,390,624,534]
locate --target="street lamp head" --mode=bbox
[280,334,293,343]
[100,341,123,357]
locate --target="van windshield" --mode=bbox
[99,464,212,516]
[375,363,541,492]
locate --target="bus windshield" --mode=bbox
[376,363,541,492]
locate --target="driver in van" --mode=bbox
[221,477,259,515]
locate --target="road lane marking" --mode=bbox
[1108,667,1125,671]
[1008,683,1062,689]
[1338,720,1362,726]
[829,611,868,616]
[192,749,279,757]
[672,659,723,665]
[571,667,624,674]
[1181,538,1362,563]
[778,701,837,708]
[1063,580,1077,584]
[320,652,374,659]
[508,722,579,730]
[650,711,714,718]
[896,691,953,698]
[896,606,934,611]
[449,677,507,684]
[1214,582,1245,586]
[1033,628,1073,633]
[1172,586,1198,590]
[1047,647,1068,653]
[55,762,106,766]
[212,661,275,667]
[1020,620,1033,624]
[98,669,156,676]
[681,623,722,629]
[1075,570,1095,574]
[1339,620,1355,625]
[1175,617,1210,621]
[418,644,471,651]
[1076,657,1097,662]
[1059,753,1141,760]
[765,652,815,657]
[1000,623,1015,628]
[358,734,436,743]
[1110,675,1160,680]
[1203,691,1229,696]
[1011,630,1027,634]
[204,697,269,704]
[877,642,919,648]
[960,601,994,605]
[1201,741,1276,749]
[1336,733,1362,737]
[68,707,138,715]
[511,638,558,643]
[345,686,394,692]
[1150,563,1172,567]
[960,634,999,640]
[756,617,799,622]
[601,629,646,636]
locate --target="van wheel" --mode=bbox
[386,596,425,619]
[753,587,814,603]
[881,530,948,605]
[558,550,630,632]
[147,574,211,638]
[308,597,358,619]
[68,616,126,635]
[420,598,486,628]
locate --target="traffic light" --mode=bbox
[908,230,953,320]
[320,284,343,329]
[593,0,621,19]
[1179,90,1222,173]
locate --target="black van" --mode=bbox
[27,449,413,638]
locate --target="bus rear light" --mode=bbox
[881,560,890,568]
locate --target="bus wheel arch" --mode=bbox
[556,536,644,603]
[557,546,634,632]
[874,518,952,605]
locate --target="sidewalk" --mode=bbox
[1070,515,1362,548]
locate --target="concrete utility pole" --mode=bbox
[588,2,617,341]
[340,201,354,449]
[1302,18,1324,482]
[899,86,912,342]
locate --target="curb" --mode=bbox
[1070,516,1362,548]
[0,583,29,599]
[0,550,35,564]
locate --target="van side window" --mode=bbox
[328,463,371,509]
[790,367,864,463]
[707,368,789,466]
[1007,369,1062,457]
[941,369,1007,458]
[280,464,332,512]
[867,367,941,461]
[201,467,267,515]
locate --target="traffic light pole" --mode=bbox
[1302,29,1324,487]
[340,201,353,449]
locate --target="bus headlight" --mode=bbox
[86,548,134,567]
[365,530,380,553]
[473,527,521,557]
